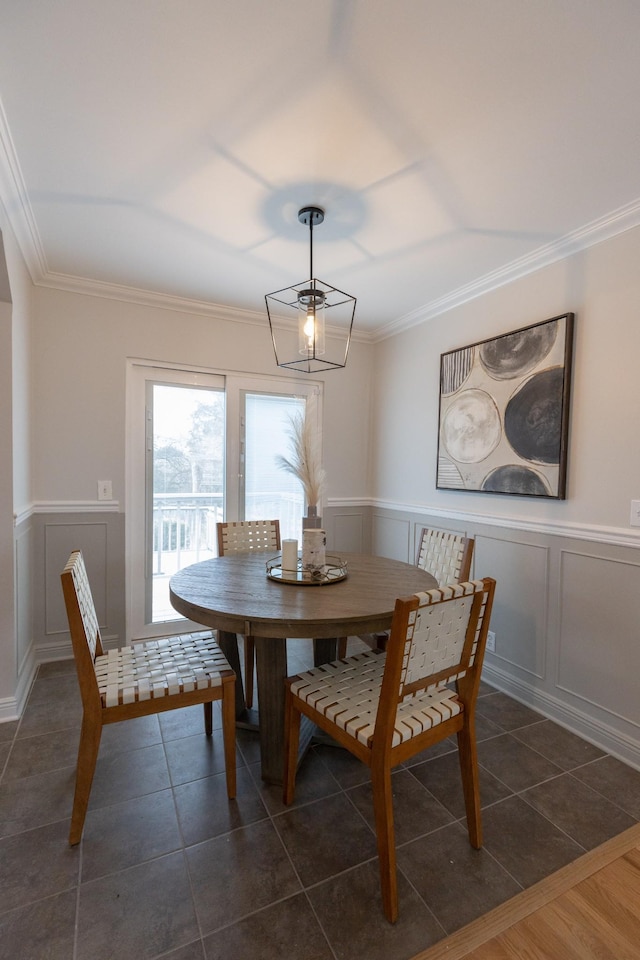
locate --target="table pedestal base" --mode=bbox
[217,629,340,784]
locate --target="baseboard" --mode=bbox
[0,654,37,723]
[482,663,640,772]
[34,637,75,663]
[0,696,21,723]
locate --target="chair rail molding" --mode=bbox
[370,499,640,550]
[20,500,121,521]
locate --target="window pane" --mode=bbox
[244,393,306,541]
[151,384,225,622]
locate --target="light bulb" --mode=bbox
[297,288,325,357]
[303,312,315,344]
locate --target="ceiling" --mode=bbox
[1,1,640,338]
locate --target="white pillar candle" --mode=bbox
[281,539,298,573]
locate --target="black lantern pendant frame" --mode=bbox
[265,205,356,373]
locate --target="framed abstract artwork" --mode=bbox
[436,313,575,498]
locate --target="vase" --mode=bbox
[301,527,326,576]
[302,504,322,531]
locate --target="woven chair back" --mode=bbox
[416,528,474,585]
[391,580,492,703]
[217,519,281,556]
[60,550,109,715]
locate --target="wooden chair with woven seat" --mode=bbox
[283,576,496,923]
[416,527,474,583]
[216,519,281,708]
[61,549,236,845]
[374,529,474,652]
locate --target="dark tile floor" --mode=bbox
[2,638,640,960]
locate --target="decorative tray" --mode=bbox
[266,555,348,586]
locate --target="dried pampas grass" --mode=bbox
[276,394,326,507]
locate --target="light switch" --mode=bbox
[97,480,113,501]
[631,500,640,527]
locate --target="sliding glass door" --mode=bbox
[242,391,306,541]
[127,362,321,638]
[149,380,225,623]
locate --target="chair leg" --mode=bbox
[69,714,102,846]
[375,631,389,652]
[457,721,482,848]
[282,684,301,805]
[203,700,213,736]
[221,678,237,799]
[244,636,255,709]
[371,758,399,923]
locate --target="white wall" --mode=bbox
[371,226,640,534]
[10,223,640,769]
[31,287,374,507]
[20,286,373,673]
[370,225,640,768]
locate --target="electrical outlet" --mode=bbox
[97,480,112,501]
[631,500,640,527]
[486,630,496,653]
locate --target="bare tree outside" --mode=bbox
[150,384,307,623]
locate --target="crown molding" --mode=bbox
[35,195,640,345]
[0,96,48,280]
[374,197,640,342]
[38,270,268,322]
[36,271,375,343]
[0,104,372,342]
[2,86,638,345]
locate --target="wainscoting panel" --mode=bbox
[32,510,126,660]
[370,504,640,768]
[372,512,412,562]
[14,498,640,768]
[326,509,366,554]
[45,521,108,634]
[475,534,549,679]
[558,549,640,726]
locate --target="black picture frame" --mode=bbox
[436,313,575,498]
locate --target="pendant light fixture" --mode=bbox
[265,206,356,373]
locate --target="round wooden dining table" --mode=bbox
[169,552,437,783]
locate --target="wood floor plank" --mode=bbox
[411,823,640,960]
[547,887,634,958]
[461,941,513,960]
[622,844,640,870]
[454,870,640,960]
[573,857,640,935]
[499,906,612,960]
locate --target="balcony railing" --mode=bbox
[153,493,223,575]
[151,491,304,621]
